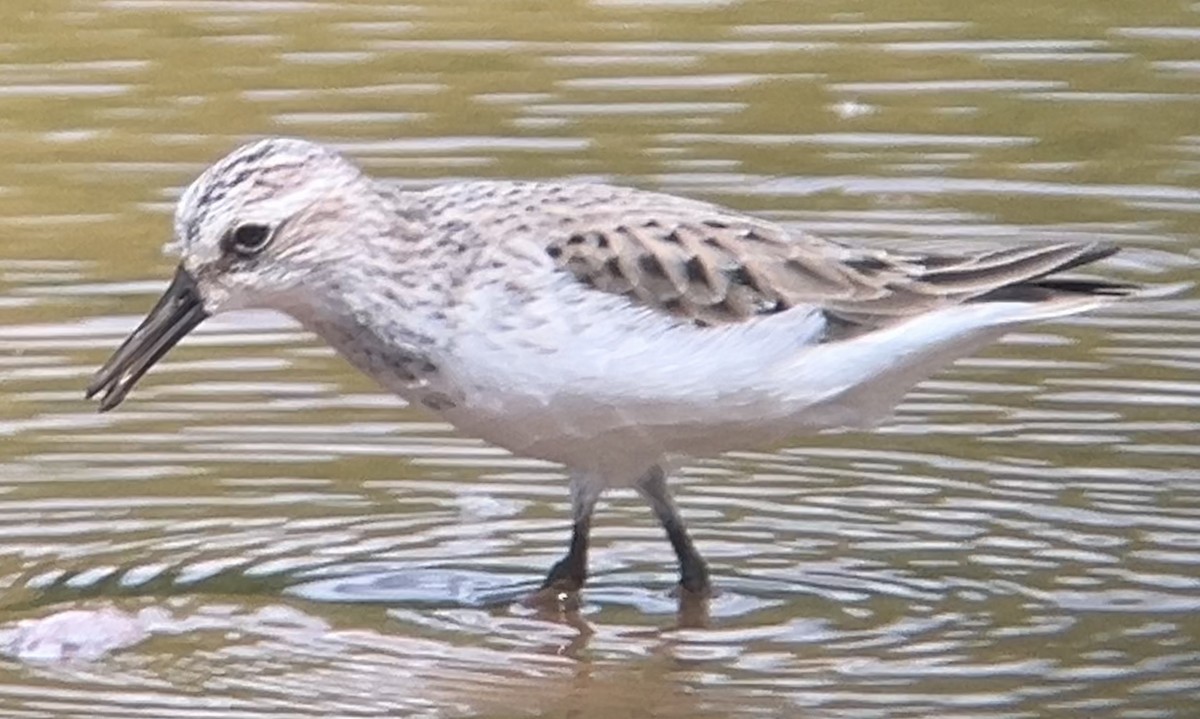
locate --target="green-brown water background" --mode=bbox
[0,1,1198,717]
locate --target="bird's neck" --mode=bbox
[272,185,481,386]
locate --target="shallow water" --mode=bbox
[0,0,1198,717]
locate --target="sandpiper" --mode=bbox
[88,138,1138,602]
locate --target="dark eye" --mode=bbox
[224,223,274,257]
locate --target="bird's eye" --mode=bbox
[224,223,274,257]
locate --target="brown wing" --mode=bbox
[544,210,1130,332]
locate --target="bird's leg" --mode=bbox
[635,466,711,596]
[530,471,603,602]
[540,515,592,592]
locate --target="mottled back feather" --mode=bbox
[540,203,1131,335]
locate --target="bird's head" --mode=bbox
[87,137,381,411]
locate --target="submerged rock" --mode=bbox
[1,606,166,662]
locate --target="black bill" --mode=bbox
[86,265,209,412]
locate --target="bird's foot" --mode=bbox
[520,579,584,612]
[668,572,714,627]
[672,580,714,628]
[670,566,714,599]
[522,555,585,610]
[523,553,586,610]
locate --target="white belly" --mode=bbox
[437,277,831,480]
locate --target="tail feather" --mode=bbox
[825,239,1135,334]
[977,276,1138,302]
[915,242,1109,290]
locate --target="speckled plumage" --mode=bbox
[93,137,1140,600]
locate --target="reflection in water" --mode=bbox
[0,0,1198,717]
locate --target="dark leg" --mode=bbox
[540,513,591,591]
[533,472,603,598]
[636,466,711,595]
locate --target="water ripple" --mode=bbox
[0,1,1196,717]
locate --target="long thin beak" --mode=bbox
[86,265,209,412]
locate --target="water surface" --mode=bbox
[0,0,1198,717]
